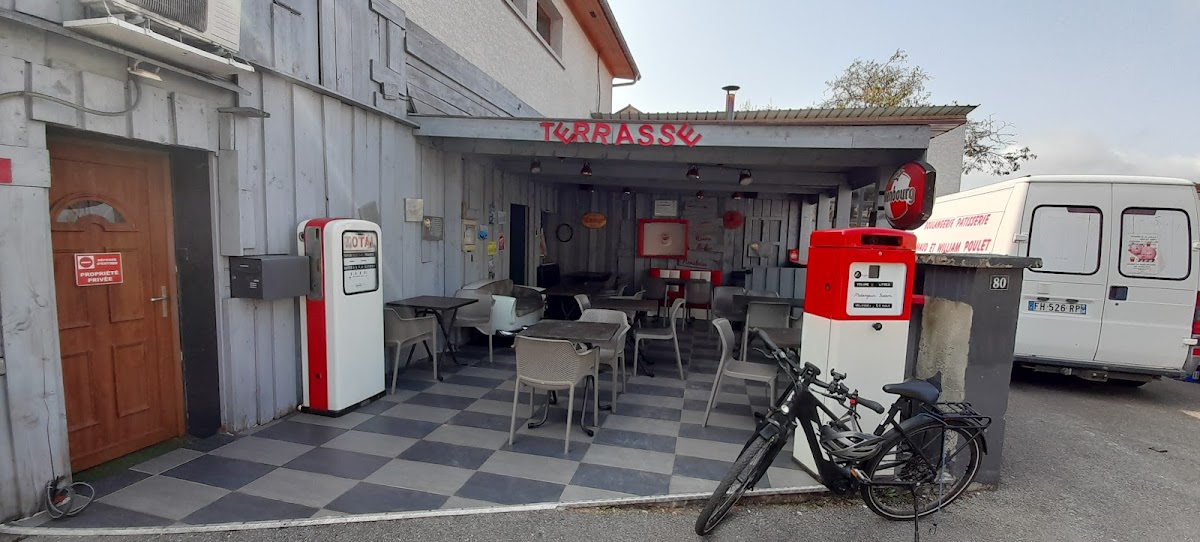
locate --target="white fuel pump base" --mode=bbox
[298,218,385,416]
[788,228,918,475]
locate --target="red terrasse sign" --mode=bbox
[540,121,703,147]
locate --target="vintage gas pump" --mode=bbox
[792,227,917,471]
[297,218,385,416]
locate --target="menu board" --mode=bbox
[342,230,379,295]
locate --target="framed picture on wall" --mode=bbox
[638,218,688,259]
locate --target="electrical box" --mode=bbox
[229,255,310,300]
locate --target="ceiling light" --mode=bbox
[623,186,632,195]
[696,190,705,199]
[127,60,162,82]
[581,162,593,176]
[739,170,753,186]
[732,192,743,200]
[686,165,700,180]
[530,159,541,174]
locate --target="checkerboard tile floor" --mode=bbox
[30,322,817,528]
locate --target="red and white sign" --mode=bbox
[540,121,702,147]
[788,248,800,263]
[883,161,936,230]
[0,157,12,184]
[74,253,123,287]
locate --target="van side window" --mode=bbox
[1028,206,1102,275]
[1119,208,1191,280]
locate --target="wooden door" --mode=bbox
[49,139,184,471]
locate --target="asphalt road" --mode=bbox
[6,371,1199,542]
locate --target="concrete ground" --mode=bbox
[6,370,1198,542]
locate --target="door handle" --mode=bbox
[150,286,169,317]
[1108,286,1128,301]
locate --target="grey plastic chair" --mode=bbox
[746,289,780,298]
[511,335,599,453]
[711,286,746,323]
[741,301,791,362]
[633,298,687,380]
[452,289,497,364]
[642,277,668,318]
[384,307,439,390]
[579,308,631,412]
[705,318,779,427]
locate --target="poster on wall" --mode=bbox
[680,251,723,270]
[682,198,717,218]
[638,219,688,258]
[653,199,679,217]
[689,217,723,251]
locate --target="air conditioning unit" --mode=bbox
[80,0,240,52]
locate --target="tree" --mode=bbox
[737,98,778,111]
[820,49,1035,176]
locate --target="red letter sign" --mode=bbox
[75,253,124,287]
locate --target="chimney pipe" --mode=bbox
[722,85,740,121]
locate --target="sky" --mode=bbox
[607,0,1200,189]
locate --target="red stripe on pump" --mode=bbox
[304,218,338,410]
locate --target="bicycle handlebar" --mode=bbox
[856,396,885,414]
[752,327,886,415]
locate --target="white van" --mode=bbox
[914,175,1200,384]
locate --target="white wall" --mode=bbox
[928,125,967,196]
[396,0,614,117]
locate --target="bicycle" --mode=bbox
[695,327,991,537]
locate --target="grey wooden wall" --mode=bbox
[546,189,815,288]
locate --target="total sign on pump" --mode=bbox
[913,175,1200,384]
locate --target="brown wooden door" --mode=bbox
[49,139,184,471]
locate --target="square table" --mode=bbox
[519,320,620,430]
[387,296,478,374]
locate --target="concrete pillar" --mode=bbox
[834,183,852,228]
[912,253,1041,485]
[816,192,834,230]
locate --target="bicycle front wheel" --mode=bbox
[694,433,780,536]
[859,420,982,520]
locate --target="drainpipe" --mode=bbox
[722,85,740,121]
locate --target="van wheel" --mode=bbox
[1111,379,1148,387]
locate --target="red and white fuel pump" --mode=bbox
[298,218,385,416]
[793,227,917,471]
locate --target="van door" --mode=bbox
[1093,184,1199,372]
[1015,183,1110,362]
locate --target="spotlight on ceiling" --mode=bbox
[696,190,705,199]
[686,164,700,180]
[623,186,632,195]
[732,192,743,200]
[580,162,593,176]
[530,159,541,174]
[738,170,753,186]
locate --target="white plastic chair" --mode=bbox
[573,294,591,318]
[384,307,439,389]
[579,308,632,412]
[633,298,687,380]
[452,290,497,364]
[742,301,791,362]
[511,336,599,454]
[705,318,780,427]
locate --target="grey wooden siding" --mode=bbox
[405,22,539,117]
[546,190,814,289]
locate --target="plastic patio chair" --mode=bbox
[384,306,439,390]
[741,301,791,362]
[511,335,599,454]
[579,308,632,412]
[574,294,591,318]
[684,280,713,322]
[642,276,668,318]
[452,289,497,364]
[633,298,687,380]
[704,318,780,427]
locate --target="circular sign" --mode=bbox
[883,161,936,230]
[77,255,95,269]
[581,212,607,229]
[722,210,745,229]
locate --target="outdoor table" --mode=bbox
[387,296,478,372]
[733,295,805,309]
[750,326,803,349]
[519,320,620,430]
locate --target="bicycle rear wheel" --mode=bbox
[859,420,981,520]
[694,433,780,536]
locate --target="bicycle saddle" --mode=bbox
[882,379,940,405]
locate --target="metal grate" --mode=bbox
[129,0,208,32]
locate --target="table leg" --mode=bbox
[437,309,467,367]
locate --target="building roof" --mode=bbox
[566,0,639,81]
[593,105,977,136]
[613,104,643,115]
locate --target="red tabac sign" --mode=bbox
[75,253,124,287]
[883,161,936,230]
[540,121,702,147]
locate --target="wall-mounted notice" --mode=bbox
[653,199,678,217]
[405,198,424,222]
